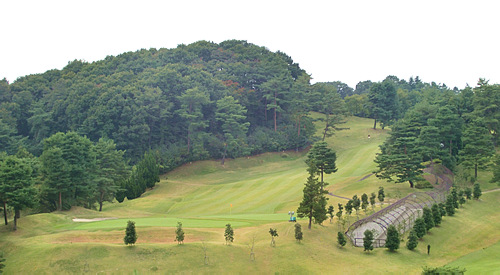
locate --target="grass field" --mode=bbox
[1,116,499,274]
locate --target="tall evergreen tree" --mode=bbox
[473,183,482,200]
[431,204,442,226]
[305,141,337,190]
[224,223,234,245]
[413,217,427,239]
[385,225,400,251]
[297,175,328,229]
[367,79,398,129]
[406,229,418,250]
[459,119,494,179]
[422,207,434,231]
[363,230,374,252]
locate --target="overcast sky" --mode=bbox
[1,0,499,89]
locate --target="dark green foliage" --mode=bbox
[369,192,376,210]
[337,232,347,247]
[464,187,472,200]
[406,230,418,250]
[124,220,138,245]
[422,207,434,231]
[0,251,5,273]
[294,223,303,242]
[327,205,334,223]
[413,218,427,239]
[361,193,369,213]
[363,230,374,252]
[450,187,459,209]
[40,132,95,211]
[352,195,361,218]
[305,141,337,188]
[445,195,455,216]
[0,155,37,229]
[422,265,466,275]
[120,150,160,201]
[224,223,234,245]
[385,225,400,251]
[377,187,385,205]
[269,228,278,247]
[345,200,353,217]
[431,204,442,226]
[491,153,500,186]
[336,203,343,222]
[368,79,398,129]
[473,183,482,199]
[297,175,328,229]
[175,222,185,244]
[5,40,315,170]
[438,203,446,217]
[93,138,129,211]
[459,119,494,179]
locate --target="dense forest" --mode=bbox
[1,40,499,219]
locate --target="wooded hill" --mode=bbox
[0,40,317,167]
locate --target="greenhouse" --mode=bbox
[346,191,446,248]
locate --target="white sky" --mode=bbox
[1,0,499,89]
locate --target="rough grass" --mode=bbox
[1,116,499,274]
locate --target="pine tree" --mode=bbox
[422,207,434,231]
[297,175,328,229]
[327,205,334,223]
[361,193,369,215]
[124,220,138,245]
[224,223,234,245]
[369,192,376,211]
[406,230,418,250]
[294,223,303,242]
[414,218,427,239]
[473,183,482,199]
[175,222,185,244]
[378,187,385,207]
[385,225,400,251]
[431,204,442,226]
[337,232,347,247]
[305,141,337,190]
[363,230,374,252]
[464,187,472,200]
[445,195,455,216]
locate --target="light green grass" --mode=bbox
[1,116,498,274]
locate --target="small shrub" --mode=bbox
[175,222,185,244]
[124,220,138,245]
[294,223,303,242]
[363,230,374,252]
[385,225,400,251]
[337,232,347,247]
[422,265,466,274]
[406,230,418,250]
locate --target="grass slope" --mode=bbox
[1,116,498,274]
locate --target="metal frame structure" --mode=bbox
[346,166,453,247]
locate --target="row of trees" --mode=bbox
[374,80,500,188]
[1,131,161,230]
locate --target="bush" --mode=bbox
[124,220,138,245]
[337,232,347,247]
[422,265,466,274]
[406,230,418,250]
[294,223,303,242]
[363,230,374,252]
[385,225,400,251]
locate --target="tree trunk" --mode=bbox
[449,139,452,156]
[15,209,20,219]
[409,180,414,188]
[308,215,312,229]
[297,116,301,137]
[274,92,277,132]
[373,118,377,129]
[13,212,17,231]
[59,191,62,211]
[99,192,104,212]
[474,163,478,179]
[221,144,227,165]
[3,201,7,225]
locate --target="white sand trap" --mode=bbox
[72,217,118,222]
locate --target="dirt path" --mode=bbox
[483,188,500,193]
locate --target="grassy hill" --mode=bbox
[1,116,499,274]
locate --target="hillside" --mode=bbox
[1,116,498,274]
